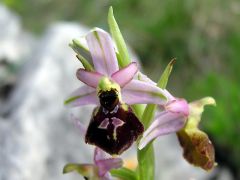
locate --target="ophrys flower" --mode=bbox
[65,28,168,155]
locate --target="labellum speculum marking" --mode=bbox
[85,78,144,155]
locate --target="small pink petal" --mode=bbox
[97,158,123,177]
[122,80,168,105]
[111,62,138,87]
[139,111,186,150]
[76,69,104,88]
[64,85,98,107]
[94,148,107,163]
[86,28,119,76]
[94,148,122,177]
[102,173,112,180]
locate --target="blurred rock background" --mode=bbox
[0,0,239,180]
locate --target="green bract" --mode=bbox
[108,6,131,68]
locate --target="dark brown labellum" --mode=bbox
[85,103,144,155]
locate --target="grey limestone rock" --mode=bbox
[0,20,94,180]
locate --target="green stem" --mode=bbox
[111,168,138,180]
[137,104,156,180]
[137,142,155,180]
[132,104,145,120]
[137,59,175,180]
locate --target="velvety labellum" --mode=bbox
[85,89,144,155]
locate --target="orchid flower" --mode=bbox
[63,147,123,180]
[139,92,189,150]
[65,28,169,155]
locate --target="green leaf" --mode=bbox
[137,143,155,180]
[108,6,130,68]
[111,167,138,180]
[157,58,176,89]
